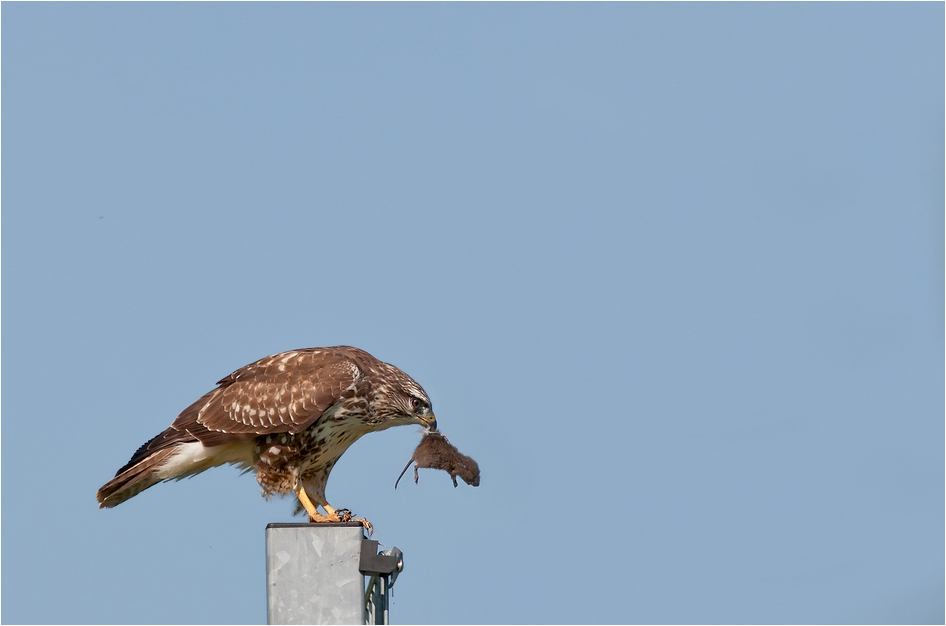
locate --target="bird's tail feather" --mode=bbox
[96,447,177,508]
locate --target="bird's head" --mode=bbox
[371,364,437,432]
[403,392,437,432]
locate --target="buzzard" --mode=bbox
[96,346,437,531]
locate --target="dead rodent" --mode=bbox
[395,431,480,488]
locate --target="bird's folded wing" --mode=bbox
[188,349,361,436]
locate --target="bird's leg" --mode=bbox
[295,485,342,523]
[295,486,373,535]
[295,484,326,520]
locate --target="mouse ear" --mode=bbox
[395,459,414,489]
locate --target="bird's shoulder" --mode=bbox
[215,346,382,388]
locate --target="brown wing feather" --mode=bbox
[96,447,178,507]
[179,348,365,438]
[111,348,369,475]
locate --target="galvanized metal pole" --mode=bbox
[265,523,403,626]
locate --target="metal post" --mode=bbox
[266,523,403,626]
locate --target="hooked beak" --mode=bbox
[422,413,438,433]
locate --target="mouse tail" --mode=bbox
[395,459,414,489]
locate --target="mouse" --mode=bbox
[395,431,480,489]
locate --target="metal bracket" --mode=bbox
[359,539,403,581]
[361,540,404,625]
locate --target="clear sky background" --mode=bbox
[2,3,943,625]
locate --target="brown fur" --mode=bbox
[395,432,480,488]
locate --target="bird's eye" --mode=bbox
[410,397,423,410]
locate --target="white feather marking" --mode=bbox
[156,440,256,479]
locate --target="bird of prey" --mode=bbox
[96,346,436,531]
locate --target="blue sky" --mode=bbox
[2,3,942,624]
